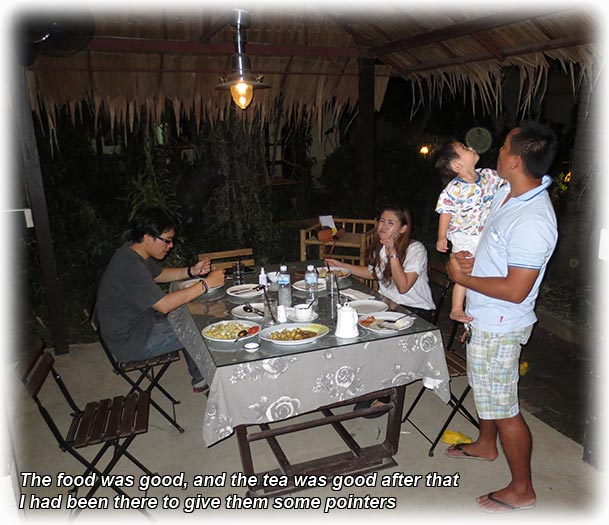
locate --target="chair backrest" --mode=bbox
[89,304,124,374]
[19,341,84,446]
[20,340,53,399]
[198,248,255,270]
[427,260,452,325]
[427,260,468,356]
[89,304,126,364]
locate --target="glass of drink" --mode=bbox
[264,298,278,325]
[233,262,244,285]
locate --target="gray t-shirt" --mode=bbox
[97,244,165,361]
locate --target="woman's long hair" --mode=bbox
[366,206,412,287]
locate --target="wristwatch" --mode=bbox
[389,253,399,259]
[200,279,209,293]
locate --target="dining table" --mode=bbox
[168,261,450,496]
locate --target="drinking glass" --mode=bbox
[233,262,245,285]
[318,271,339,321]
[264,298,278,326]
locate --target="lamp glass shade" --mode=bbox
[230,81,253,110]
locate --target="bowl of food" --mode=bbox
[316,267,351,280]
[259,323,329,346]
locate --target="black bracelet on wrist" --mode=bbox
[187,266,194,278]
[200,279,209,294]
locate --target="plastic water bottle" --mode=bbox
[258,267,268,287]
[277,265,292,307]
[304,264,318,302]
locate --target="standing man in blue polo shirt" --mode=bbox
[446,121,558,513]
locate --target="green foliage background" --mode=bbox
[26,107,311,344]
[25,75,576,346]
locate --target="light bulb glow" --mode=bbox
[230,82,253,109]
[419,145,430,156]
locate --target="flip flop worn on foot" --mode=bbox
[476,492,536,513]
[445,443,492,461]
[193,383,210,394]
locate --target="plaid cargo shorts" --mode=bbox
[467,325,533,420]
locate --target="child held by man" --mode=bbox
[434,140,504,322]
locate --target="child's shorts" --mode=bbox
[448,231,480,254]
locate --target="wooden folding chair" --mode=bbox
[427,259,461,349]
[91,309,184,433]
[401,260,479,457]
[100,342,184,433]
[427,260,451,325]
[19,341,153,517]
[198,248,255,270]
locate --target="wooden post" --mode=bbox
[358,57,375,218]
[567,77,599,468]
[15,68,70,354]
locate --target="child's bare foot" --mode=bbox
[450,309,474,323]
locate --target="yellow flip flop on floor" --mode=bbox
[441,429,472,445]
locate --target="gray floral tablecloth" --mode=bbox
[169,278,450,446]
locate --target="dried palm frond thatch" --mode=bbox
[25,7,598,146]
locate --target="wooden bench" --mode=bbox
[198,248,255,270]
[299,218,375,265]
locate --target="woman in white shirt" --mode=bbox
[326,205,435,321]
[326,205,435,417]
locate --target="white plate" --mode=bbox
[292,279,327,292]
[259,323,329,346]
[231,303,264,320]
[359,312,415,333]
[202,320,260,342]
[315,267,352,280]
[286,309,319,322]
[177,278,223,293]
[226,284,264,298]
[349,300,389,315]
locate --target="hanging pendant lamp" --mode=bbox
[216,9,269,110]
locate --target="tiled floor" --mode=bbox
[6,338,600,523]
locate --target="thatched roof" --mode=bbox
[24,5,599,137]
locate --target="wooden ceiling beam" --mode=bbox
[87,37,367,58]
[326,15,413,78]
[199,14,232,42]
[370,10,567,56]
[400,36,591,74]
[29,65,385,77]
[368,21,427,63]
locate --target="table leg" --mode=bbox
[236,425,255,477]
[386,385,406,454]
[235,385,407,498]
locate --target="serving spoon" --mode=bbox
[373,313,412,330]
[231,329,250,344]
[243,303,264,317]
